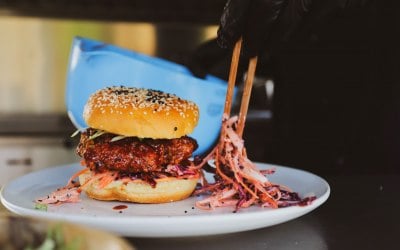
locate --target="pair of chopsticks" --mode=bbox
[223,38,258,138]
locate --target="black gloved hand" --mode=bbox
[185,38,253,80]
[217,0,370,57]
[185,39,232,79]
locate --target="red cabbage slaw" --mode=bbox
[193,115,316,211]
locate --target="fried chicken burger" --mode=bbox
[76,86,200,203]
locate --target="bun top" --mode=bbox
[83,86,199,139]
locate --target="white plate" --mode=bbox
[1,163,330,237]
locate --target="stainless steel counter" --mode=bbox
[127,174,400,250]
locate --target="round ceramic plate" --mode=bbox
[1,163,330,237]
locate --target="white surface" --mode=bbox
[1,162,330,237]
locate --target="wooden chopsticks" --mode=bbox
[223,38,258,138]
[224,38,243,117]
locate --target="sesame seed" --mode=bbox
[87,86,199,119]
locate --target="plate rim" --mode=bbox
[1,162,330,237]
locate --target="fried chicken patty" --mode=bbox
[76,129,198,173]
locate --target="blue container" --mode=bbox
[66,37,231,155]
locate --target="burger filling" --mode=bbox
[77,128,198,177]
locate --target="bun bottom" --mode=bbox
[79,171,199,204]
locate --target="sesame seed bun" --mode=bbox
[83,86,199,139]
[79,170,199,203]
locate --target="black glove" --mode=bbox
[185,39,232,79]
[217,0,371,57]
[185,38,254,80]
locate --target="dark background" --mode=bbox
[252,0,400,176]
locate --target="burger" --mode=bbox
[75,86,200,203]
